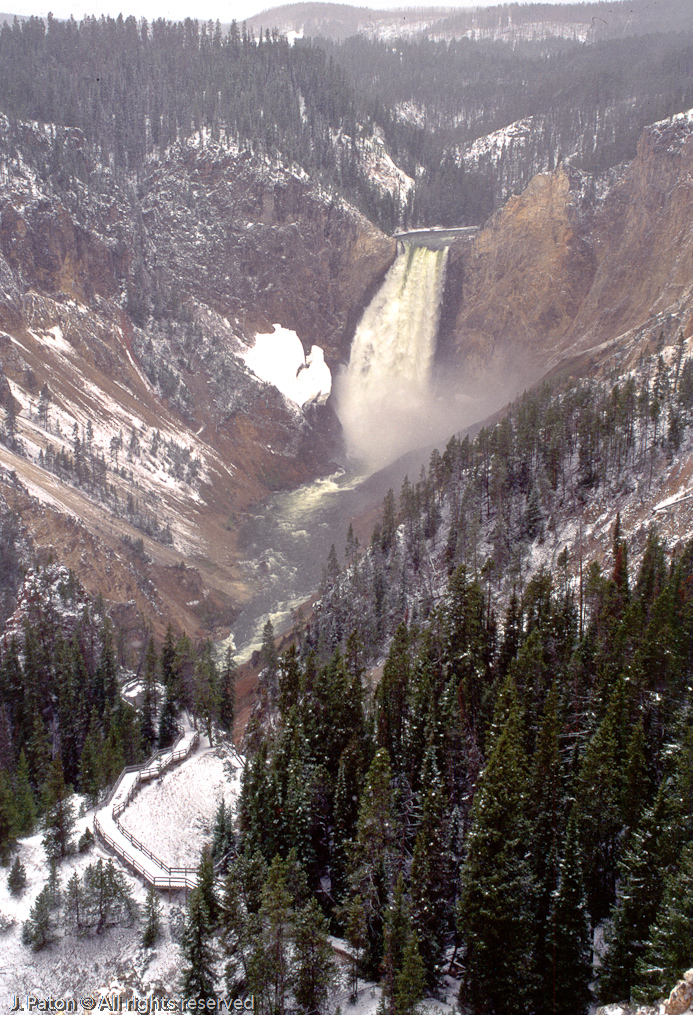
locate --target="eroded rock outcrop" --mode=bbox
[596,969,693,1015]
[442,109,693,386]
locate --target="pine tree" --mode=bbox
[142,883,162,947]
[248,856,294,1015]
[140,637,158,754]
[181,886,217,999]
[14,750,36,836]
[575,680,624,923]
[211,798,234,869]
[633,840,693,1004]
[158,686,179,749]
[529,681,565,1001]
[82,858,137,933]
[22,884,54,951]
[342,894,368,1001]
[41,755,75,862]
[0,767,18,863]
[161,623,176,688]
[196,846,220,928]
[8,855,26,894]
[394,932,426,1015]
[292,897,337,1015]
[458,676,538,1015]
[381,874,412,1015]
[546,811,592,1015]
[598,789,668,1004]
[194,641,220,745]
[222,848,267,994]
[347,748,396,977]
[64,870,84,933]
[410,753,450,989]
[218,646,236,736]
[375,624,411,775]
[80,707,103,806]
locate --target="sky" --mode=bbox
[2,0,601,31]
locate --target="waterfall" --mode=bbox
[335,242,450,470]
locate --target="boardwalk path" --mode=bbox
[93,717,201,893]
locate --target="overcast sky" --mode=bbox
[3,0,600,29]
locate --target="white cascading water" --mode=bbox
[335,242,450,470]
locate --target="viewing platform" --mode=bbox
[393,226,480,250]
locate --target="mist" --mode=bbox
[333,241,530,473]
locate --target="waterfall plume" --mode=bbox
[335,242,450,471]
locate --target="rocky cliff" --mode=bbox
[442,109,693,388]
[0,118,395,641]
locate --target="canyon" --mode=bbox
[3,101,693,658]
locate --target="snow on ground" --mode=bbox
[0,803,183,1006]
[241,326,332,406]
[461,116,538,168]
[119,741,241,868]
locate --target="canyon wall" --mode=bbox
[442,110,693,387]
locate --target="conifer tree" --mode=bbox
[375,624,411,775]
[218,646,237,736]
[248,856,294,1015]
[8,855,26,894]
[381,874,411,1015]
[161,623,176,688]
[598,790,668,1005]
[140,637,158,754]
[546,811,592,1015]
[64,870,84,933]
[622,716,649,837]
[194,640,220,744]
[394,932,426,1015]
[222,848,267,994]
[634,841,693,1003]
[80,707,103,806]
[529,681,564,989]
[292,897,337,1015]
[458,676,538,1015]
[347,748,396,976]
[410,752,450,988]
[95,617,119,720]
[158,686,179,749]
[575,680,625,922]
[41,755,75,862]
[22,884,54,951]
[181,886,217,999]
[82,858,136,933]
[142,883,162,948]
[211,798,234,869]
[0,767,18,863]
[14,749,36,836]
[196,846,220,928]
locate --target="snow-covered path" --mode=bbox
[93,718,201,891]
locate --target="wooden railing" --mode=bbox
[93,724,201,892]
[93,814,198,891]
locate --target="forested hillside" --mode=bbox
[318,30,693,204]
[0,14,478,230]
[230,338,693,1012]
[6,11,693,230]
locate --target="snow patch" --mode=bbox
[241,326,332,406]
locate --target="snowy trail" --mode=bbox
[93,717,201,892]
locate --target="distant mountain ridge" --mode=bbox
[247,0,693,43]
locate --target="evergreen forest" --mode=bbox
[2,13,693,228]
